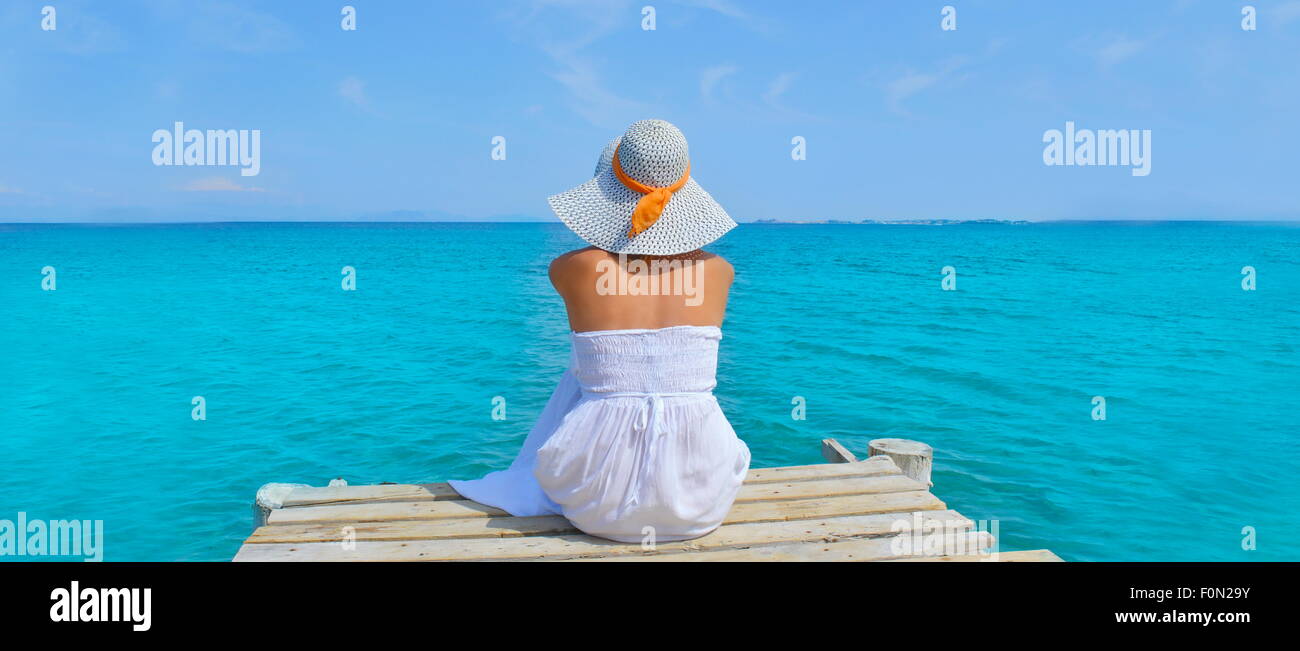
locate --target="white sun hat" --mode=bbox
[548,119,737,255]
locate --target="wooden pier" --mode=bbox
[233,438,1060,562]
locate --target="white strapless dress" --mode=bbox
[449,325,751,543]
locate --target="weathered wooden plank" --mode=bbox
[248,514,577,544]
[736,473,923,503]
[261,485,935,530]
[888,549,1064,562]
[263,474,931,526]
[725,487,943,523]
[745,455,898,483]
[266,498,507,525]
[234,509,973,561]
[247,495,963,545]
[282,483,461,508]
[273,458,904,509]
[576,531,994,562]
[821,438,859,463]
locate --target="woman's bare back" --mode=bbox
[549,246,734,333]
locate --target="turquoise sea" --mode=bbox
[1,221,1297,561]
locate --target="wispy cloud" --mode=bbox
[52,10,127,54]
[883,55,970,116]
[0,183,22,194]
[762,72,797,106]
[1094,35,1147,67]
[338,76,388,118]
[339,76,369,109]
[182,177,263,193]
[548,56,649,127]
[698,66,818,120]
[499,1,648,127]
[885,72,940,113]
[153,81,180,101]
[501,0,766,126]
[876,37,1008,116]
[677,0,748,20]
[674,0,772,32]
[1275,1,1300,25]
[1070,31,1151,69]
[700,64,739,102]
[763,71,821,121]
[149,1,300,53]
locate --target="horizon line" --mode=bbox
[2,218,1299,225]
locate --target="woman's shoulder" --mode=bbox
[550,247,607,273]
[549,247,608,288]
[694,249,734,279]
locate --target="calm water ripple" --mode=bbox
[1,221,1296,561]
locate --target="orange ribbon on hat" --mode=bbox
[612,145,690,237]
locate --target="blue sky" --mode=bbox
[1,0,1298,222]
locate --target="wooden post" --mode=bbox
[253,482,310,528]
[868,438,933,486]
[820,438,858,463]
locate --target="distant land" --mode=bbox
[8,212,1293,224]
[0,209,1033,225]
[750,218,1032,225]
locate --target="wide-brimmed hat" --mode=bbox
[548,119,736,255]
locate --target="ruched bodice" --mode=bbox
[449,325,751,543]
[570,325,720,394]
